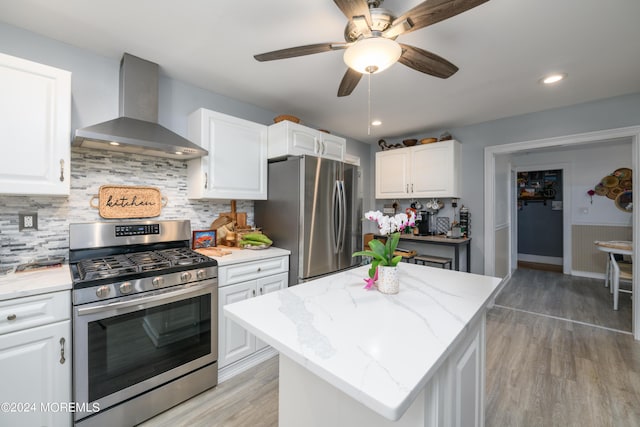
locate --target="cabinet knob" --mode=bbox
[204,172,208,189]
[7,314,16,321]
[59,159,65,182]
[257,267,262,272]
[252,289,256,297]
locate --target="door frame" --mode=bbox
[484,125,640,340]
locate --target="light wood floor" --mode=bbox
[143,269,640,427]
[495,267,632,332]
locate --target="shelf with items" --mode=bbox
[517,170,559,206]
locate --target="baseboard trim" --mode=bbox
[518,254,563,265]
[571,270,606,280]
[218,347,278,383]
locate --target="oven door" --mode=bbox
[73,280,217,422]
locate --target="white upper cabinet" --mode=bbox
[268,120,345,161]
[0,52,71,196]
[187,108,267,200]
[375,140,460,199]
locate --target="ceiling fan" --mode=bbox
[254,0,490,97]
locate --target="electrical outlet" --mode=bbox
[19,212,38,231]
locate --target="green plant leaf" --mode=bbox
[352,250,386,263]
[368,260,380,278]
[390,255,403,266]
[385,232,400,263]
[367,239,387,259]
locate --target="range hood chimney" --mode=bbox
[73,53,207,159]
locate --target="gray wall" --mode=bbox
[0,22,373,269]
[387,92,640,274]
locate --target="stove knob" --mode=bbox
[181,272,192,282]
[152,277,164,288]
[96,286,111,299]
[197,269,206,280]
[119,282,133,294]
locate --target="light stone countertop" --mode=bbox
[201,246,290,267]
[225,262,502,421]
[0,265,72,301]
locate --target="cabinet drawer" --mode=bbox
[220,256,289,286]
[0,291,70,335]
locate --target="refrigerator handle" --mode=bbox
[332,180,340,253]
[338,180,347,252]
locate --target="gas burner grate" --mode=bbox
[77,255,138,281]
[74,248,211,283]
[158,248,208,266]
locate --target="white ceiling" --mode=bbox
[1,0,639,143]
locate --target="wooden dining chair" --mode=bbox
[609,252,633,310]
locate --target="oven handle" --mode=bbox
[76,282,214,317]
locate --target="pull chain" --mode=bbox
[367,72,372,136]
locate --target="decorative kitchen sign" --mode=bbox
[90,185,167,219]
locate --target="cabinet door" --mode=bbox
[0,53,71,196]
[0,321,71,427]
[290,126,319,156]
[319,134,345,161]
[375,150,410,199]
[255,272,288,351]
[412,141,460,198]
[449,319,484,427]
[187,109,267,200]
[218,281,256,367]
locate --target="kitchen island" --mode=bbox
[224,262,502,426]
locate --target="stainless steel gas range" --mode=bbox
[69,220,218,426]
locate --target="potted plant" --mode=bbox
[353,210,416,294]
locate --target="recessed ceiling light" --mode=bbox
[109,141,120,146]
[175,151,183,155]
[541,73,567,85]
[371,120,382,126]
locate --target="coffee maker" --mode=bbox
[416,210,435,235]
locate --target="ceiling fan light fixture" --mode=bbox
[343,37,402,74]
[371,119,382,126]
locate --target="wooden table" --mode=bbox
[374,234,472,272]
[594,240,632,288]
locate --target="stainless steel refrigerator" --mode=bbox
[255,155,362,286]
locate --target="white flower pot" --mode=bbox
[377,265,399,294]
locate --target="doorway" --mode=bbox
[484,125,640,340]
[516,169,563,272]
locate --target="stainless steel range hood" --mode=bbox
[73,53,207,160]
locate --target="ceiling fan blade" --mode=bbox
[254,43,349,62]
[334,0,372,26]
[338,68,363,97]
[398,43,459,79]
[393,0,490,34]
[382,18,413,39]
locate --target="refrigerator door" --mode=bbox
[300,156,339,280]
[338,163,362,270]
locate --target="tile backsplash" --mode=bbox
[0,148,252,269]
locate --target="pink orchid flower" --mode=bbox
[363,267,379,290]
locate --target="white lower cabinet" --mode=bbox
[0,291,71,427]
[425,314,484,427]
[218,256,289,373]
